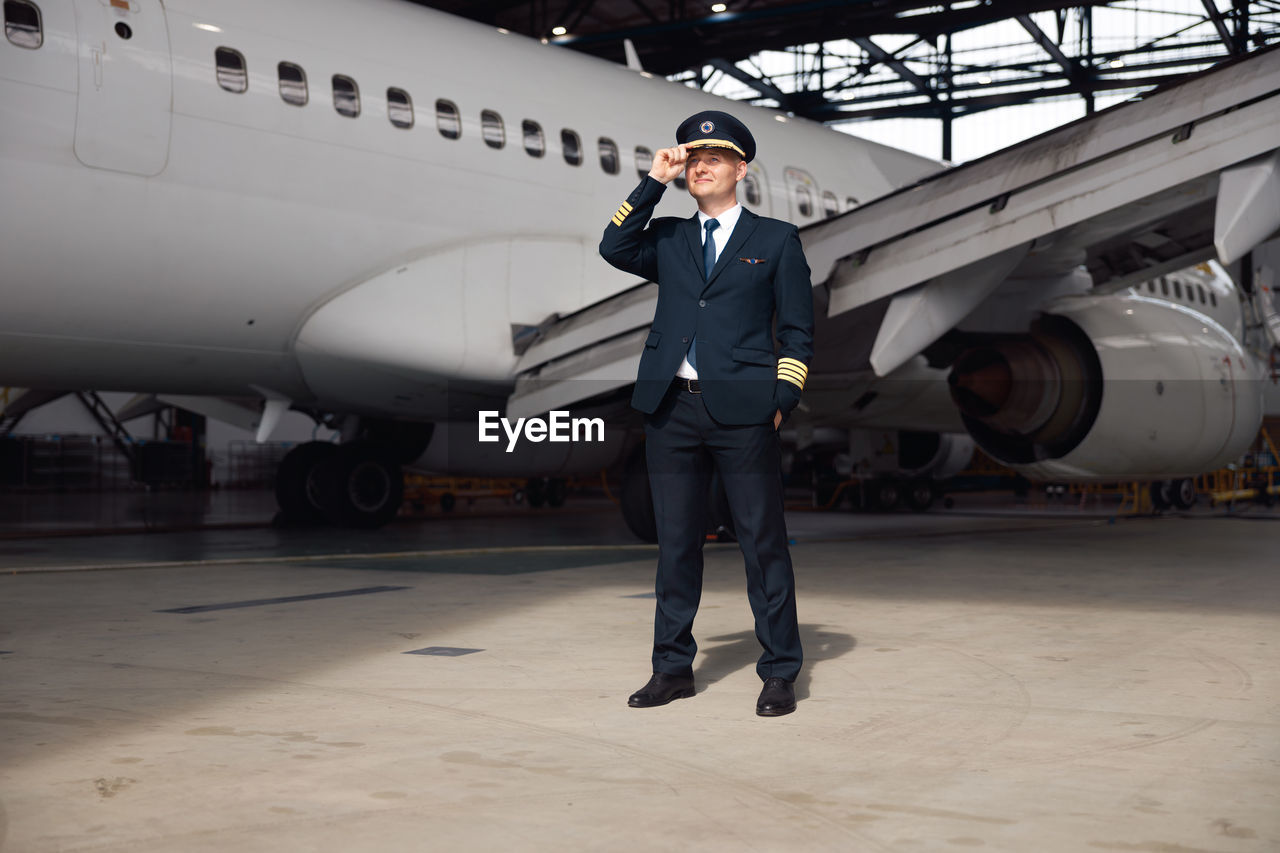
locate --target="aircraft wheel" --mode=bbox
[905,480,935,512]
[546,477,568,508]
[526,477,547,508]
[1150,481,1172,510]
[316,442,404,528]
[1171,477,1197,510]
[620,448,657,543]
[275,441,337,523]
[869,479,901,511]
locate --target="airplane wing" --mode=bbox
[507,45,1280,419]
[803,44,1280,377]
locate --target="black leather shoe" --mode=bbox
[628,672,695,708]
[756,677,796,716]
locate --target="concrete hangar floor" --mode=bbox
[0,495,1277,852]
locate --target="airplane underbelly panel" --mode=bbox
[72,0,171,176]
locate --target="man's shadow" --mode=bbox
[692,624,856,701]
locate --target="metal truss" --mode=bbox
[666,2,1280,160]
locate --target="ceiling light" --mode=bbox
[977,75,992,84]
[711,3,727,11]
[775,115,787,122]
[497,27,509,34]
[551,25,567,36]
[193,22,221,32]
[1109,59,1125,68]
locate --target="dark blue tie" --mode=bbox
[690,218,719,371]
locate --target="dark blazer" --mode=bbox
[599,176,814,426]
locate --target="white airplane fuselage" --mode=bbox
[0,0,938,421]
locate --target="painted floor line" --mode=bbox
[1,518,1117,575]
[2,543,661,575]
[156,584,414,614]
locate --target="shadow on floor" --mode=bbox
[693,624,856,702]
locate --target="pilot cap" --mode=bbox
[676,110,756,163]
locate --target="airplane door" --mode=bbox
[783,167,819,225]
[72,0,171,176]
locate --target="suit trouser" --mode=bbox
[643,383,802,682]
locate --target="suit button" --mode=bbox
[682,337,689,343]
[698,299,707,307]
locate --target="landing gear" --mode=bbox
[868,479,901,511]
[274,440,405,529]
[315,442,404,528]
[904,480,936,512]
[1170,477,1197,510]
[618,447,734,543]
[275,441,336,524]
[1149,478,1197,512]
[524,477,568,509]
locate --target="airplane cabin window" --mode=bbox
[387,88,413,129]
[634,146,653,179]
[674,174,687,190]
[1160,277,1169,296]
[1210,291,1218,307]
[598,137,619,175]
[4,0,41,49]
[795,185,813,218]
[522,120,545,157]
[436,99,461,139]
[1173,280,1183,300]
[215,47,248,94]
[743,173,761,207]
[481,109,505,149]
[332,75,360,118]
[1197,284,1207,304]
[822,191,839,218]
[1147,280,1156,293]
[278,62,307,106]
[561,129,582,166]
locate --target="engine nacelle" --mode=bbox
[948,292,1265,481]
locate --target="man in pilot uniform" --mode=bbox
[599,111,814,716]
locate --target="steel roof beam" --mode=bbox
[1200,0,1241,53]
[707,58,790,104]
[1016,13,1080,80]
[851,36,936,102]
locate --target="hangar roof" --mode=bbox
[412,1,1280,159]
[416,0,1086,77]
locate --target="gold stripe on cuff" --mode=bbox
[778,356,808,375]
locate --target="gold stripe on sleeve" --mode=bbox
[778,356,808,376]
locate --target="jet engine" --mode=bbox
[948,292,1264,481]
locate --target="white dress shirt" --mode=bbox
[676,203,743,380]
